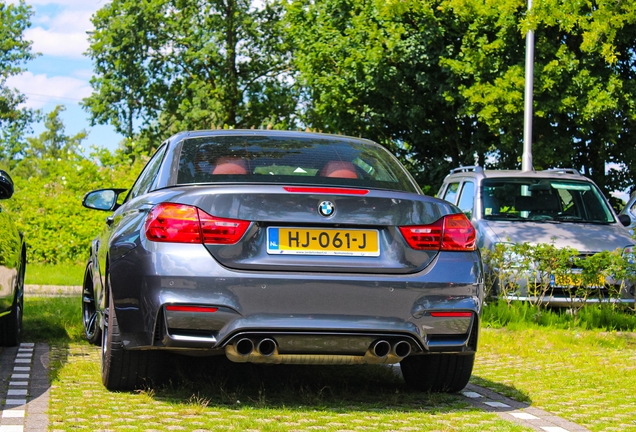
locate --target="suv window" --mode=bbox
[442,182,460,204]
[457,181,475,218]
[481,178,614,223]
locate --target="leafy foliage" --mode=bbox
[0,0,38,168]
[83,0,298,149]
[287,0,636,194]
[4,107,147,264]
[482,242,636,312]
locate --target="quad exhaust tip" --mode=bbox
[257,338,277,356]
[393,340,412,358]
[235,337,278,357]
[234,337,411,361]
[235,338,255,356]
[372,340,391,358]
[371,339,412,360]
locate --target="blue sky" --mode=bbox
[6,0,123,152]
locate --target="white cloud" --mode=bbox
[6,72,91,109]
[48,9,94,32]
[25,27,89,58]
[23,0,106,8]
[25,8,95,58]
[73,69,95,80]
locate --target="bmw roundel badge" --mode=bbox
[318,200,335,217]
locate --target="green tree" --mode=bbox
[287,0,636,194]
[83,0,298,150]
[442,0,636,195]
[25,106,87,160]
[0,0,38,168]
[7,107,147,264]
[286,0,499,191]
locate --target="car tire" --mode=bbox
[400,353,475,393]
[0,250,25,347]
[101,284,166,391]
[82,261,101,345]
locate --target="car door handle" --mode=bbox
[106,216,114,226]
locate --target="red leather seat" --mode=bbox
[212,157,248,175]
[320,161,358,179]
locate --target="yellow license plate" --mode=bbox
[554,274,605,288]
[267,227,379,256]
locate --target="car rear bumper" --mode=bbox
[108,242,483,360]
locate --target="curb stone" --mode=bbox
[24,285,81,297]
[461,383,590,431]
[388,364,590,432]
[0,343,50,432]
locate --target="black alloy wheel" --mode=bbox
[82,261,102,345]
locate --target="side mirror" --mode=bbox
[82,188,127,211]
[0,170,14,200]
[618,214,632,227]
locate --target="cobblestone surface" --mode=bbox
[0,343,49,432]
[10,290,598,431]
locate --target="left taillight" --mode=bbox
[145,203,250,244]
[399,213,476,251]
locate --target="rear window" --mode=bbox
[176,135,418,193]
[481,178,614,223]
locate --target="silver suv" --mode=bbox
[438,166,635,306]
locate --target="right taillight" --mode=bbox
[198,211,251,244]
[145,203,250,244]
[399,214,476,251]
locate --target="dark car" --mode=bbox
[618,192,636,234]
[0,170,26,346]
[82,130,483,391]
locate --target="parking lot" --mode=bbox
[2,289,635,432]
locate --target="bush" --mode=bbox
[6,150,147,264]
[482,242,636,312]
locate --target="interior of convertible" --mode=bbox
[176,135,419,193]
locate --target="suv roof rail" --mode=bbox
[543,168,581,175]
[449,165,483,174]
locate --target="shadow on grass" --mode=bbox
[144,353,533,412]
[23,295,532,413]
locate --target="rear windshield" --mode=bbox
[176,135,419,193]
[481,178,614,223]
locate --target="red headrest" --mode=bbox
[320,161,358,179]
[212,157,248,175]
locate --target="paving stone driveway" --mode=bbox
[0,342,591,432]
[7,286,592,431]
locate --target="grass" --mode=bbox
[483,299,636,331]
[25,262,84,286]
[28,296,525,431]
[473,328,636,431]
[48,346,524,432]
[23,296,84,344]
[22,295,636,431]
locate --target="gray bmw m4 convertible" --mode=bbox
[82,130,483,391]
